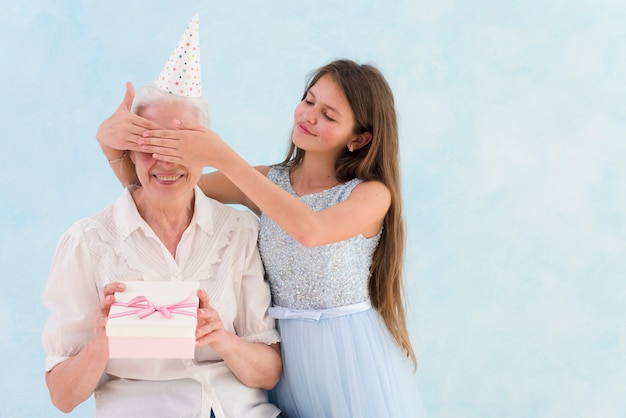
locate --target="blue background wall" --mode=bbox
[1,1,624,416]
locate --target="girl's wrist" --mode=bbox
[107,150,127,164]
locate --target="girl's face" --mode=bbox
[132,101,202,201]
[292,74,356,155]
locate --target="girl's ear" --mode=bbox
[349,132,373,151]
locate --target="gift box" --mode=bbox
[106,280,199,359]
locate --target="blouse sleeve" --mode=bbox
[41,222,101,372]
[233,214,281,345]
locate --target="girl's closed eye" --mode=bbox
[323,112,335,122]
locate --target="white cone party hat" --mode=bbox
[155,13,202,97]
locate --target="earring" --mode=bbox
[348,144,354,152]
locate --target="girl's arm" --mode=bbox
[196,167,269,215]
[140,122,390,246]
[209,149,389,246]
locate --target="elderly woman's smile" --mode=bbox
[153,173,184,183]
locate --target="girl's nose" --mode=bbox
[301,107,315,123]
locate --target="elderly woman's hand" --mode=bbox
[96,82,164,152]
[93,282,126,343]
[195,289,232,353]
[45,282,126,412]
[195,288,282,390]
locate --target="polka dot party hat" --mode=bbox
[155,13,202,97]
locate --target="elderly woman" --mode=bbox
[42,84,282,418]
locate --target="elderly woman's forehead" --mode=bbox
[138,101,199,123]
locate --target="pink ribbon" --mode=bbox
[109,294,197,319]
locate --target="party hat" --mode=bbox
[155,13,202,97]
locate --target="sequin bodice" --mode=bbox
[258,166,381,310]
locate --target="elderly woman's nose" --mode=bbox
[155,158,176,167]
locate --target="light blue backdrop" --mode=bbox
[1,1,624,417]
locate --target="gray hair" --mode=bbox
[131,83,211,127]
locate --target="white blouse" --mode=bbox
[42,187,281,418]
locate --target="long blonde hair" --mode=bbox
[280,59,416,367]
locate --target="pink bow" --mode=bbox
[109,294,197,319]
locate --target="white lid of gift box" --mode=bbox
[106,280,199,337]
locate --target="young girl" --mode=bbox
[99,59,426,417]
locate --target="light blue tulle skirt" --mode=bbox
[269,306,427,418]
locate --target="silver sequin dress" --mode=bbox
[259,166,426,418]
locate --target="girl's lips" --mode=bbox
[297,121,313,135]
